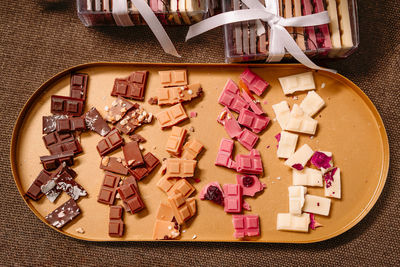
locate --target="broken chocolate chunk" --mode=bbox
[45,198,81,229]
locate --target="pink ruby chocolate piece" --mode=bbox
[240,88,265,115]
[218,79,249,113]
[223,184,242,213]
[235,149,263,174]
[238,109,269,133]
[215,138,235,168]
[237,129,259,151]
[232,214,260,239]
[240,69,269,96]
[236,175,265,197]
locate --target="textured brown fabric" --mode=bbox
[1,1,399,266]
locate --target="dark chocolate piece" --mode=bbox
[111,71,148,101]
[56,117,86,133]
[42,115,68,134]
[115,105,153,135]
[122,141,144,168]
[70,73,88,101]
[109,205,124,237]
[104,96,135,124]
[118,183,145,214]
[25,169,52,201]
[129,152,160,180]
[40,151,74,171]
[45,198,81,229]
[43,131,82,155]
[96,129,124,156]
[98,172,121,205]
[84,107,111,136]
[129,133,146,143]
[51,95,84,116]
[100,156,129,175]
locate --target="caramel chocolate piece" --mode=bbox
[122,141,144,168]
[98,172,121,205]
[109,205,124,237]
[51,95,84,116]
[156,175,178,193]
[45,198,80,229]
[156,83,202,106]
[42,131,82,155]
[167,193,196,225]
[70,73,88,101]
[42,115,68,134]
[166,179,195,199]
[104,96,135,124]
[165,158,197,178]
[152,220,180,240]
[100,156,129,175]
[181,138,204,160]
[115,105,153,135]
[156,103,188,129]
[165,126,187,157]
[25,169,52,201]
[118,183,145,214]
[155,200,174,221]
[96,129,124,157]
[128,152,160,180]
[129,133,146,143]
[111,71,148,101]
[159,70,188,87]
[56,117,86,133]
[84,107,111,136]
[40,152,74,171]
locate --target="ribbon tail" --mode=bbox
[131,0,180,57]
[276,25,337,73]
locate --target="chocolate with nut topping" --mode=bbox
[104,96,135,124]
[115,105,153,135]
[122,141,144,168]
[100,156,129,175]
[84,107,111,136]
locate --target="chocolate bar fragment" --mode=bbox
[104,96,135,124]
[98,172,121,205]
[70,73,88,101]
[111,71,148,101]
[25,169,52,201]
[129,152,160,180]
[43,131,82,155]
[159,70,188,87]
[56,117,86,133]
[45,198,81,229]
[51,95,84,117]
[96,129,124,157]
[84,107,111,136]
[109,205,124,237]
[122,141,144,168]
[115,105,153,135]
[100,156,129,175]
[40,151,74,171]
[129,133,146,143]
[42,115,68,134]
[118,183,145,214]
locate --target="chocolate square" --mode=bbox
[43,133,57,146]
[104,175,117,187]
[110,206,122,220]
[99,190,112,202]
[57,119,70,132]
[97,140,110,153]
[67,102,78,113]
[119,185,135,199]
[72,75,83,86]
[53,99,64,111]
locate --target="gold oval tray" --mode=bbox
[11,63,389,243]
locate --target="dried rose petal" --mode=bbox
[311,151,332,169]
[323,167,338,188]
[292,163,304,171]
[242,176,255,187]
[275,133,281,148]
[309,213,322,230]
[204,186,224,206]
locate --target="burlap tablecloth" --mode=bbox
[1,1,399,266]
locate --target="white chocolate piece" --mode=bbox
[277,131,298,158]
[179,0,191,24]
[95,0,101,11]
[303,195,331,216]
[186,0,206,23]
[276,213,310,232]
[285,104,318,135]
[300,91,325,117]
[272,101,290,129]
[293,167,323,187]
[337,0,354,51]
[278,72,315,95]
[288,186,307,215]
[285,144,314,169]
[170,0,182,25]
[319,151,334,174]
[326,0,342,57]
[325,168,341,199]
[87,0,93,11]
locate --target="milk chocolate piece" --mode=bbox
[51,95,84,116]
[129,133,146,143]
[109,205,124,237]
[98,172,121,205]
[84,107,111,136]
[42,131,82,155]
[70,73,88,101]
[122,141,144,168]
[118,183,145,214]
[45,198,80,229]
[167,193,196,225]
[128,152,160,180]
[105,96,135,123]
[96,129,124,156]
[40,151,74,171]
[100,156,129,175]
[25,169,52,201]
[56,117,86,133]
[156,103,188,128]
[115,105,153,135]
[159,70,188,87]
[111,71,148,101]
[42,115,68,134]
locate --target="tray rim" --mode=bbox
[10,62,390,243]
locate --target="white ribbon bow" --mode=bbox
[186,0,336,73]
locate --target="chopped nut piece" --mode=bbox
[76,227,85,234]
[192,234,197,239]
[104,106,109,111]
[116,157,122,163]
[112,100,118,107]
[101,156,110,166]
